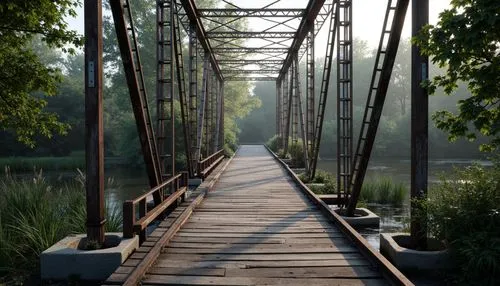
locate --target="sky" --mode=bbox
[67,0,451,48]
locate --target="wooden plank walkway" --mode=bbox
[106,145,410,285]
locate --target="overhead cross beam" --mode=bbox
[207,32,296,39]
[179,0,223,81]
[198,9,305,17]
[278,0,327,81]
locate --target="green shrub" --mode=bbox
[418,164,500,284]
[0,170,122,282]
[265,135,281,152]
[288,139,305,168]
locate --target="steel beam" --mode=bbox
[188,22,198,175]
[306,25,315,171]
[411,0,429,250]
[179,0,223,81]
[225,77,277,81]
[207,32,296,39]
[109,0,161,195]
[84,0,105,244]
[221,70,280,74]
[277,0,327,81]
[218,60,283,65]
[213,47,289,53]
[198,9,305,17]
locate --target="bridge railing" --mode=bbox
[197,149,225,179]
[123,172,188,242]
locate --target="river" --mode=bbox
[11,157,490,249]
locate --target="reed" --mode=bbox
[0,170,122,283]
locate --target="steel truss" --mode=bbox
[104,0,419,224]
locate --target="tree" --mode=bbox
[0,0,83,147]
[414,0,500,152]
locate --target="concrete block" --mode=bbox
[333,207,380,227]
[188,178,203,186]
[40,233,138,281]
[380,233,451,271]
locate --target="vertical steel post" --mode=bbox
[196,55,209,165]
[276,81,281,143]
[188,22,198,175]
[282,72,289,150]
[204,66,211,158]
[292,59,298,145]
[284,68,294,155]
[337,0,353,205]
[306,26,315,171]
[220,82,225,150]
[411,0,429,249]
[214,79,220,152]
[295,54,309,170]
[85,0,105,244]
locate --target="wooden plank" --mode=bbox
[163,246,358,254]
[176,227,340,234]
[157,253,364,261]
[142,275,388,285]
[169,237,352,245]
[167,242,351,249]
[173,232,347,238]
[153,259,372,269]
[148,267,226,277]
[224,266,381,278]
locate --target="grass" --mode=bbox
[360,177,407,206]
[0,169,122,283]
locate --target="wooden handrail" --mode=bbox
[197,149,225,179]
[123,172,189,243]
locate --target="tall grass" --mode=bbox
[360,177,407,206]
[0,170,122,282]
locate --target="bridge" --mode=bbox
[104,145,411,285]
[80,0,430,284]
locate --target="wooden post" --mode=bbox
[85,0,105,244]
[411,0,429,250]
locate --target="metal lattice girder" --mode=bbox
[337,0,353,205]
[346,0,410,217]
[225,77,277,81]
[278,0,327,81]
[198,8,305,17]
[218,60,283,65]
[207,32,296,39]
[306,25,315,168]
[221,70,280,74]
[179,0,223,81]
[213,48,289,53]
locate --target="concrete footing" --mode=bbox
[333,207,380,228]
[380,233,451,271]
[40,233,138,281]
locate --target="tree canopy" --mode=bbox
[0,0,83,146]
[414,0,500,152]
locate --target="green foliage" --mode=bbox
[0,170,122,282]
[266,135,281,153]
[418,163,500,284]
[0,1,83,146]
[288,139,305,168]
[360,177,407,206]
[414,0,500,152]
[0,154,84,172]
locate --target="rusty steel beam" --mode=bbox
[84,0,105,244]
[109,0,162,198]
[179,0,223,81]
[221,69,280,74]
[213,47,289,53]
[411,0,429,250]
[277,0,327,81]
[207,31,296,38]
[218,60,283,65]
[225,77,277,81]
[198,8,305,17]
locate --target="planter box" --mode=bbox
[333,207,380,228]
[380,233,451,271]
[41,233,138,281]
